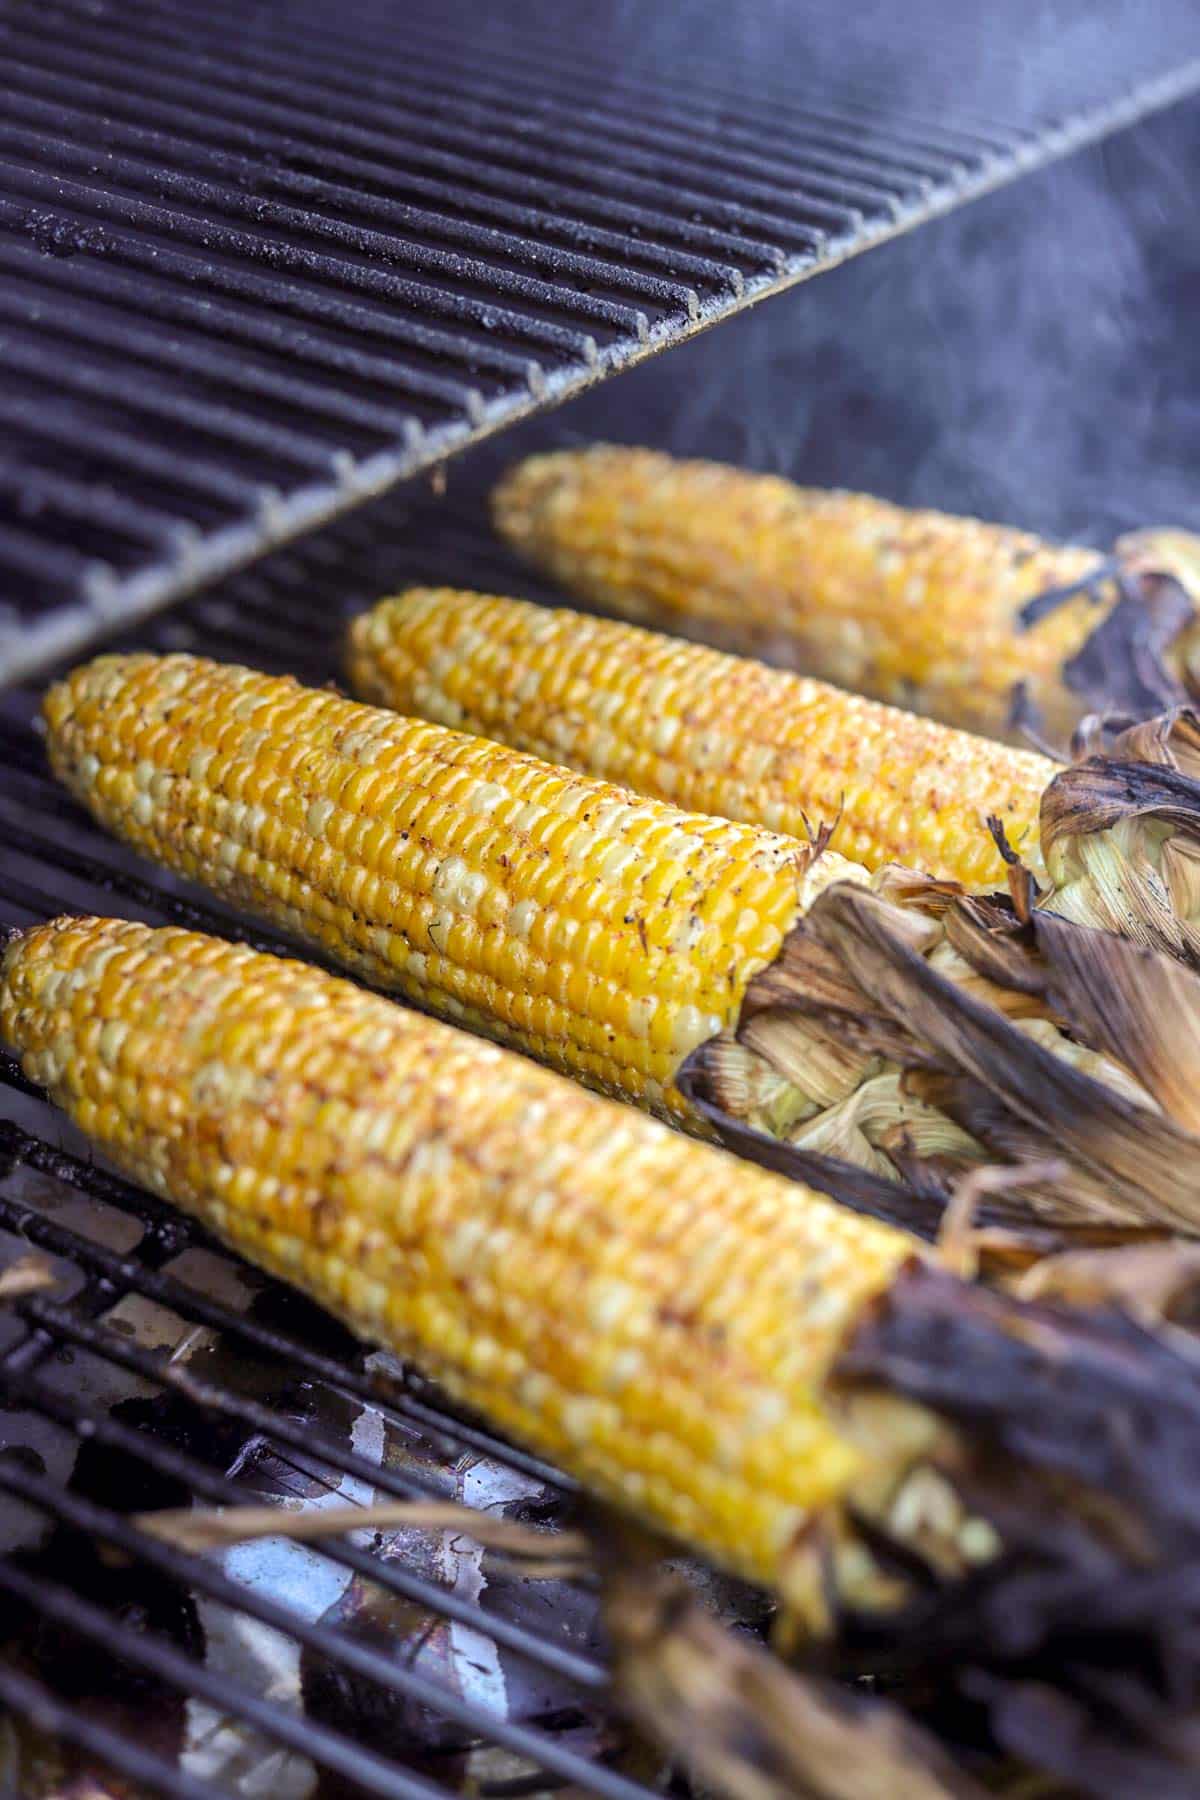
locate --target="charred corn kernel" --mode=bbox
[0,916,919,1583]
[349,588,1053,890]
[492,446,1200,747]
[45,652,859,1126]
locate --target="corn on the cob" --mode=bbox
[8,916,1200,1793]
[348,586,1053,891]
[493,445,1200,747]
[0,915,917,1581]
[43,651,1200,1229]
[349,587,1200,964]
[44,650,850,1127]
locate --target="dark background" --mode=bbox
[445,91,1200,549]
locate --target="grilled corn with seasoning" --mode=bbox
[492,445,1200,747]
[44,649,851,1128]
[350,587,1200,966]
[0,917,912,1583]
[8,915,1200,1795]
[348,586,1052,891]
[42,651,1200,1225]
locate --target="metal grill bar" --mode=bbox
[0,1662,228,1800]
[3,0,1199,682]
[0,1549,455,1800]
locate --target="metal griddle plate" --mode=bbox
[2,0,1200,683]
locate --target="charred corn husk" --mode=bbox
[351,588,1200,967]
[349,587,1052,891]
[43,652,1200,1231]
[9,916,1200,1796]
[493,445,1200,749]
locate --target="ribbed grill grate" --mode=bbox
[2,0,1200,682]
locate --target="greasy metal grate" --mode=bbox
[0,490,767,1798]
[3,0,1200,683]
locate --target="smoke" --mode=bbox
[440,7,1200,545]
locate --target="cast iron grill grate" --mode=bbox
[2,0,1200,682]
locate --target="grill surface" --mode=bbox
[3,0,1200,683]
[0,487,714,1798]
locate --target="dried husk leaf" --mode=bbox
[602,1559,987,1800]
[1012,1239,1200,1326]
[0,1255,56,1300]
[1041,708,1200,964]
[674,1059,951,1240]
[135,1498,588,1566]
[832,1261,1200,1796]
[683,871,1200,1237]
[809,884,1199,1228]
[790,1073,978,1180]
[1027,908,1200,1133]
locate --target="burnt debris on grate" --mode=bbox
[2,0,1200,682]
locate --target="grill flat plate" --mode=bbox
[2,0,1200,683]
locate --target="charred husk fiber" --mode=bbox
[685,865,1200,1235]
[832,1263,1200,1796]
[602,1557,988,1800]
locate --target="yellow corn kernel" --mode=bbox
[491,446,1150,747]
[0,916,916,1585]
[44,653,857,1126]
[348,587,1053,891]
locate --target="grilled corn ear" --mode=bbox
[351,588,1200,966]
[0,916,913,1582]
[493,445,1200,747]
[349,587,1052,891]
[45,651,849,1126]
[8,916,1200,1794]
[43,652,1200,1230]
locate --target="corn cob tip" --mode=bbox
[42,646,859,1132]
[491,446,600,545]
